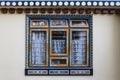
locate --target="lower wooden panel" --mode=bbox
[25,69,93,76]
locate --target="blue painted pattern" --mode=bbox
[0,0,120,1]
[0,0,119,7]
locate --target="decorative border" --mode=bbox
[0,1,120,7]
[0,8,119,14]
[25,69,93,76]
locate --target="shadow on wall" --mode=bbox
[93,15,120,80]
[112,15,120,79]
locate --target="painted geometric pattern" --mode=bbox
[26,69,91,75]
[25,15,93,75]
[0,0,120,7]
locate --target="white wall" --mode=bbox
[93,15,120,80]
[0,14,119,80]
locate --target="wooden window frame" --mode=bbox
[50,29,68,56]
[70,29,89,66]
[29,29,48,66]
[25,15,93,76]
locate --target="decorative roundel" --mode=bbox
[0,1,119,7]
[104,2,109,6]
[76,2,80,6]
[99,2,103,6]
[41,2,45,6]
[58,2,63,6]
[116,2,120,6]
[35,2,40,6]
[53,2,57,6]
[81,2,86,6]
[110,2,114,6]
[64,2,69,6]
[47,2,51,6]
[18,2,22,6]
[12,2,16,6]
[1,2,5,6]
[29,2,34,6]
[87,2,92,6]
[6,2,10,6]
[24,2,28,6]
[93,2,97,6]
[70,2,74,6]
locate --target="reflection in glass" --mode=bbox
[31,31,46,65]
[51,59,66,65]
[32,20,47,26]
[51,20,67,26]
[72,21,87,26]
[71,31,87,65]
[52,31,66,54]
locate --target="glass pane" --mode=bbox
[51,20,67,27]
[52,31,66,54]
[71,20,87,27]
[71,31,87,65]
[31,31,46,65]
[51,59,67,65]
[32,20,47,26]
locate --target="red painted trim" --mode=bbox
[62,8,69,14]
[54,8,61,14]
[109,9,116,14]
[32,8,38,13]
[9,8,15,14]
[93,9,101,14]
[70,8,76,14]
[24,8,31,13]
[78,9,84,14]
[0,8,119,14]
[47,8,53,14]
[102,9,109,14]
[16,8,23,14]
[86,9,92,14]
[1,8,8,14]
[40,8,46,13]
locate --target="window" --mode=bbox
[25,15,93,75]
